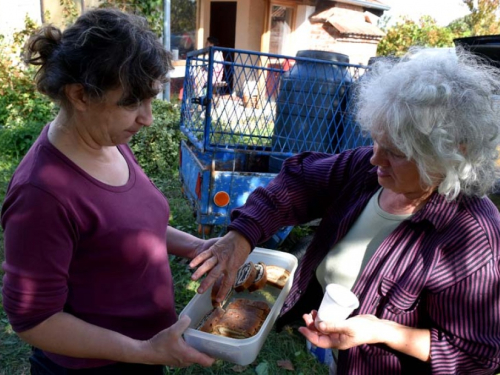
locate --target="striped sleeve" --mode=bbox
[228,148,373,246]
[427,201,500,374]
[429,262,500,373]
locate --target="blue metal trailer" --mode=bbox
[178,47,370,247]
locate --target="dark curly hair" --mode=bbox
[24,8,172,107]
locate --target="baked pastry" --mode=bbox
[248,262,267,292]
[197,307,225,333]
[265,265,290,289]
[214,309,263,338]
[213,299,270,338]
[227,298,271,315]
[233,261,257,292]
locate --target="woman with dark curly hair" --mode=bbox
[1,8,215,374]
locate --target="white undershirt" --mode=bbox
[316,188,413,293]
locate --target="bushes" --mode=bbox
[0,17,57,163]
[130,99,183,179]
[0,16,182,178]
[0,97,183,179]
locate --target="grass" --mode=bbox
[0,161,327,375]
[0,160,31,375]
[2,156,499,374]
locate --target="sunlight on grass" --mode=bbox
[1,160,498,374]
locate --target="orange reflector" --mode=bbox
[213,191,230,207]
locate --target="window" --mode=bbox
[269,5,294,55]
[171,0,197,59]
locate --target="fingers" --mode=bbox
[171,337,216,368]
[310,310,318,320]
[298,326,320,345]
[302,311,318,329]
[190,231,251,294]
[298,326,341,349]
[189,249,213,269]
[187,349,216,367]
[213,272,235,303]
[317,319,346,334]
[196,266,224,294]
[173,319,216,367]
[171,315,191,336]
[191,255,219,281]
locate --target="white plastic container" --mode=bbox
[179,247,298,365]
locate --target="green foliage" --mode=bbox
[165,324,330,374]
[448,17,474,38]
[129,99,183,180]
[0,122,46,162]
[378,0,500,57]
[0,16,56,163]
[171,0,196,34]
[60,0,80,26]
[377,16,455,57]
[99,0,164,36]
[99,0,196,42]
[462,0,500,35]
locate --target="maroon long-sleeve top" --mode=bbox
[228,147,500,374]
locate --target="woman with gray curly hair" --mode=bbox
[358,48,500,200]
[190,47,500,374]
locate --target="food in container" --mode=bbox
[248,262,267,292]
[265,265,290,289]
[180,248,298,365]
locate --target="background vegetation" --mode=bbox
[98,0,196,38]
[0,103,326,374]
[0,9,324,375]
[377,0,500,56]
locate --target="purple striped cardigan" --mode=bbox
[228,147,500,374]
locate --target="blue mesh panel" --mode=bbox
[179,47,372,156]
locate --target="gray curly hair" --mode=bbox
[356,47,500,200]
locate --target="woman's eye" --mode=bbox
[124,101,141,110]
[389,150,405,158]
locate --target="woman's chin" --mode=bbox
[377,177,394,189]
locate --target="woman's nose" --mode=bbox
[138,101,154,127]
[370,143,387,166]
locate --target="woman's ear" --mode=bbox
[64,84,89,111]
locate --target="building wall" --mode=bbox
[0,0,42,40]
[248,0,266,52]
[292,5,316,55]
[307,23,379,65]
[307,3,383,66]
[235,0,250,49]
[1,0,383,66]
[334,37,379,66]
[0,0,99,39]
[199,0,258,51]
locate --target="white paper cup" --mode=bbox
[315,283,359,327]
